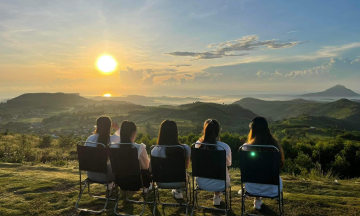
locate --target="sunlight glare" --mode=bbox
[96,55,117,73]
[103,93,112,97]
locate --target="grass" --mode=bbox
[1,163,360,216]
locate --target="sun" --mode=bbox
[103,93,111,97]
[96,55,117,73]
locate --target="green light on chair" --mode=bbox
[251,152,256,157]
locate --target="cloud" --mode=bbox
[169,64,192,67]
[287,30,300,34]
[119,67,155,85]
[165,35,305,60]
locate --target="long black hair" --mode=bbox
[247,117,285,167]
[199,119,220,150]
[94,116,111,147]
[119,120,137,151]
[157,120,183,158]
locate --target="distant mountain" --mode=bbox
[124,103,257,133]
[233,97,322,120]
[233,97,360,124]
[300,85,360,97]
[5,93,133,108]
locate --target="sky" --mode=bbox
[0,0,360,98]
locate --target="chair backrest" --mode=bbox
[77,141,108,174]
[150,145,186,183]
[107,143,143,191]
[239,144,280,185]
[191,143,226,181]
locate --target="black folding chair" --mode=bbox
[191,143,231,216]
[108,143,153,216]
[150,145,191,216]
[239,145,284,216]
[75,141,116,214]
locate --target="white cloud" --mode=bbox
[119,67,155,85]
[165,35,306,60]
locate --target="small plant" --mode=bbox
[39,135,53,148]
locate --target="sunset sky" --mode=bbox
[1,0,360,98]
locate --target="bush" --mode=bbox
[39,135,53,148]
[58,134,76,148]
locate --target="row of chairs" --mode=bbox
[75,142,284,216]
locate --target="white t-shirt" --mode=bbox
[242,143,283,197]
[151,144,191,158]
[195,141,232,192]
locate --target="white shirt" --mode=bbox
[242,143,283,197]
[195,140,232,192]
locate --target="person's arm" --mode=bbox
[185,157,190,169]
[226,146,232,167]
[139,146,150,170]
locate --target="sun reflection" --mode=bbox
[103,93,112,97]
[96,55,117,73]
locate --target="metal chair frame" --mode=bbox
[75,141,116,214]
[239,144,284,216]
[150,145,192,216]
[191,143,231,216]
[109,143,154,216]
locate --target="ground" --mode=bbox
[0,163,359,216]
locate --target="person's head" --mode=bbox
[95,116,112,146]
[248,116,285,167]
[120,120,137,143]
[157,120,182,157]
[199,119,220,149]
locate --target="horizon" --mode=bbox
[1,1,360,98]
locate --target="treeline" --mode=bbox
[1,130,360,179]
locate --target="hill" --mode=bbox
[233,98,322,120]
[300,85,360,97]
[125,103,257,133]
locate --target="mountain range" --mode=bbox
[300,85,360,97]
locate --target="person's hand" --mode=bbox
[112,122,120,131]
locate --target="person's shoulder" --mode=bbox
[86,134,98,142]
[110,135,120,143]
[217,141,231,150]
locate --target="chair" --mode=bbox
[75,141,116,214]
[191,143,231,216]
[108,143,153,216]
[150,145,191,216]
[239,144,284,216]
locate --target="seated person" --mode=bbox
[195,119,232,206]
[111,120,151,190]
[240,117,285,210]
[151,120,191,199]
[85,116,120,184]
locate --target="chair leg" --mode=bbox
[75,180,110,214]
[281,191,284,216]
[153,188,157,216]
[114,190,148,216]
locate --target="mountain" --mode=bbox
[233,97,322,120]
[124,103,257,133]
[300,85,360,97]
[233,97,360,124]
[4,93,133,108]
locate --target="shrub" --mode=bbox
[39,135,53,148]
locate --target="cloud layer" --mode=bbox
[165,35,305,60]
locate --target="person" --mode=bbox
[151,120,191,199]
[111,120,151,190]
[85,116,120,184]
[240,117,285,210]
[195,119,232,206]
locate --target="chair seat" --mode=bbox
[244,190,281,199]
[85,178,113,184]
[157,182,186,189]
[196,184,230,192]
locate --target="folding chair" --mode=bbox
[150,145,191,216]
[108,143,153,216]
[191,143,231,216]
[239,145,284,216]
[75,141,116,214]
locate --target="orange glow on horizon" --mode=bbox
[103,93,112,97]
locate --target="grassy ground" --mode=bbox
[0,163,359,216]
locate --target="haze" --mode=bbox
[1,0,360,98]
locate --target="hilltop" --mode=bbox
[300,85,360,97]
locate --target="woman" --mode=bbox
[85,116,120,183]
[151,120,191,199]
[195,119,232,206]
[112,120,151,189]
[241,117,285,210]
